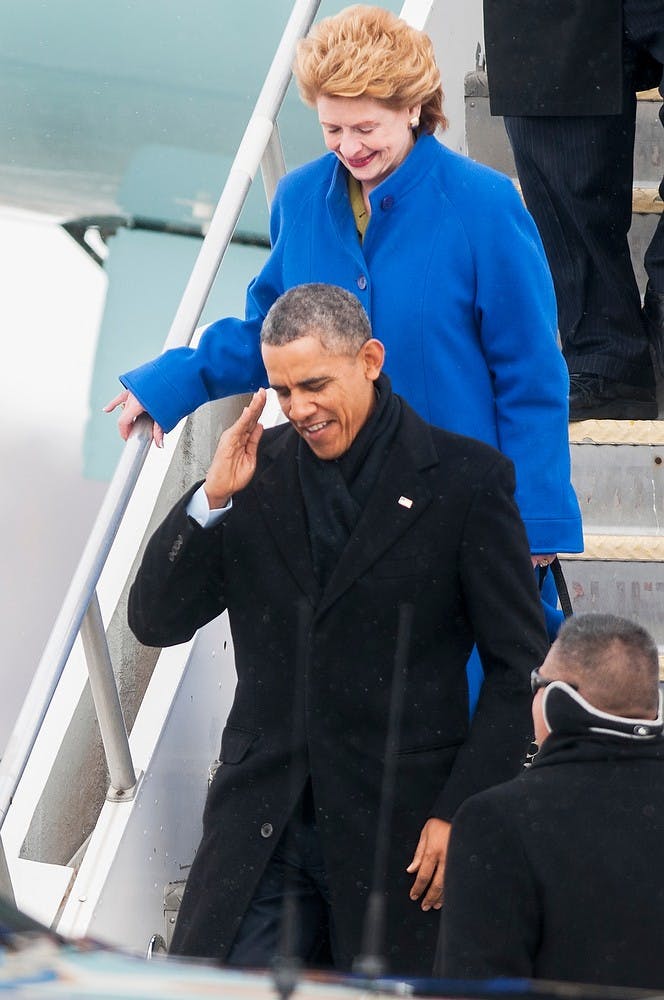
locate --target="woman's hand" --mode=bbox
[531,553,557,568]
[104,390,164,448]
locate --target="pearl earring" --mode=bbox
[409,115,420,129]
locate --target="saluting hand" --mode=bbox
[204,389,267,509]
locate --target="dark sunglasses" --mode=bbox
[530,667,578,695]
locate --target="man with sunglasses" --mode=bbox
[438,613,664,990]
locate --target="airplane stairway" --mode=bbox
[0,0,323,953]
[0,0,488,959]
[3,0,656,961]
[1,398,248,949]
[465,70,664,665]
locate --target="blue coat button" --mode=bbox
[380,195,394,210]
[260,822,274,838]
[357,275,367,290]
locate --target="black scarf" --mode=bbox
[297,372,401,586]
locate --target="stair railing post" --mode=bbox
[0,840,16,906]
[261,123,287,206]
[0,416,153,834]
[80,592,138,799]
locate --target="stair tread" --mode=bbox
[513,180,662,213]
[569,420,664,445]
[633,187,663,213]
[562,534,664,559]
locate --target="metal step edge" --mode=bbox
[633,187,663,214]
[512,180,662,214]
[569,421,664,445]
[562,534,664,560]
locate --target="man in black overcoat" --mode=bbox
[439,612,664,989]
[483,0,664,420]
[128,283,549,975]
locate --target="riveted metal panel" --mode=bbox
[560,559,664,645]
[571,444,664,533]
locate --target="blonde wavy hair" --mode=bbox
[294,5,447,134]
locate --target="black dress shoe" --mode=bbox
[568,374,657,421]
[643,283,664,375]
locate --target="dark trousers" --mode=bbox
[225,783,335,969]
[504,0,664,386]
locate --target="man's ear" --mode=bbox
[361,338,385,380]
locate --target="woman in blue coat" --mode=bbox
[108,5,582,644]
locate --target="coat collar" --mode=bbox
[532,729,664,770]
[326,133,443,211]
[325,133,445,258]
[251,402,439,618]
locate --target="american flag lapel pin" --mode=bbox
[398,495,413,509]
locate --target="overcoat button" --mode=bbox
[167,534,184,563]
[260,822,274,838]
[357,275,367,290]
[380,195,394,210]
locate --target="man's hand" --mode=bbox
[204,389,266,509]
[406,818,451,911]
[105,390,164,448]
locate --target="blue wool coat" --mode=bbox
[122,134,582,555]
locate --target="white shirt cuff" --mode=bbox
[186,484,232,528]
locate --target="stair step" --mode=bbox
[512,180,661,215]
[566,418,664,645]
[464,71,664,649]
[564,534,664,560]
[570,422,664,444]
[633,187,663,214]
[570,425,664,531]
[466,72,663,186]
[559,550,664,648]
[465,72,663,295]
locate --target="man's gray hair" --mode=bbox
[553,613,660,718]
[261,284,372,354]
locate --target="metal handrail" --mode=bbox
[160,0,322,355]
[0,415,153,824]
[0,0,323,837]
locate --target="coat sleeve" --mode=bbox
[128,484,228,647]
[436,789,539,978]
[470,174,582,554]
[432,455,549,819]
[118,180,293,433]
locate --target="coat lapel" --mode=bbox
[251,406,440,616]
[251,427,320,607]
[316,406,439,619]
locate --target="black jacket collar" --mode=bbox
[251,398,438,618]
